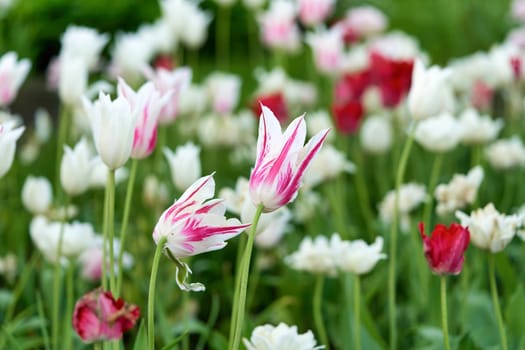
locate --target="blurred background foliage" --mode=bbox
[0,0,515,72]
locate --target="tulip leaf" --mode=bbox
[132,320,147,350]
[504,285,525,347]
[464,292,500,348]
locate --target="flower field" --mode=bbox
[1,0,525,349]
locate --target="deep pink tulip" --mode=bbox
[419,222,470,276]
[72,288,140,343]
[249,105,329,212]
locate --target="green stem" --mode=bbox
[228,233,247,343]
[352,146,375,239]
[101,170,110,291]
[94,343,102,350]
[64,262,75,350]
[441,276,451,350]
[55,106,70,195]
[36,291,51,350]
[314,275,329,350]
[229,204,264,350]
[354,275,361,350]
[52,196,69,350]
[324,180,348,239]
[107,170,116,293]
[422,153,443,228]
[182,291,190,350]
[148,236,168,350]
[389,123,416,350]
[155,126,167,175]
[489,253,508,350]
[116,159,138,296]
[5,253,38,321]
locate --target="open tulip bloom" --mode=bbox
[249,104,330,212]
[152,173,250,291]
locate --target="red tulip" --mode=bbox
[331,100,364,134]
[72,288,140,343]
[252,92,289,123]
[369,51,413,108]
[419,222,470,275]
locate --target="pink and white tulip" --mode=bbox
[153,174,250,291]
[249,105,329,212]
[118,78,171,159]
[143,66,192,124]
[205,72,242,115]
[306,28,344,75]
[297,0,335,27]
[0,120,25,178]
[0,52,31,107]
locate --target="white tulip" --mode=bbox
[414,113,462,153]
[164,142,201,192]
[21,176,52,214]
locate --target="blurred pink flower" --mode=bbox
[259,0,301,53]
[143,65,192,124]
[342,6,387,39]
[118,78,171,159]
[72,288,140,343]
[297,0,335,26]
[0,52,31,107]
[306,28,344,75]
[249,105,329,212]
[512,0,525,22]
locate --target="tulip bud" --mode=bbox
[22,176,53,214]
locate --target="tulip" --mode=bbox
[297,0,334,26]
[485,136,525,170]
[360,114,393,154]
[342,5,388,39]
[60,138,96,196]
[0,52,31,107]
[21,176,53,214]
[458,108,503,145]
[331,100,364,134]
[333,235,386,275]
[60,25,108,70]
[244,323,321,350]
[72,288,140,343]
[84,91,137,170]
[249,106,329,212]
[306,28,344,75]
[164,142,201,192]
[152,173,249,289]
[117,78,171,159]
[251,92,288,123]
[258,0,301,53]
[58,58,88,106]
[205,72,241,115]
[407,59,453,120]
[0,120,25,178]
[143,66,192,124]
[414,113,462,153]
[419,222,470,275]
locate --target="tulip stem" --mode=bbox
[229,204,264,350]
[64,261,74,350]
[106,169,116,294]
[389,122,416,350]
[314,275,330,350]
[352,145,375,239]
[440,276,451,350]
[354,274,361,350]
[51,196,69,350]
[148,236,167,350]
[116,158,138,296]
[422,153,443,229]
[489,253,508,350]
[55,106,70,195]
[228,233,246,343]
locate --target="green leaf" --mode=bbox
[160,331,189,350]
[504,285,525,347]
[132,320,147,350]
[464,292,499,349]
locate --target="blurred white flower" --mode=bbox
[60,138,96,196]
[178,84,208,116]
[512,0,525,21]
[306,27,344,76]
[485,44,517,87]
[342,5,387,38]
[161,0,211,50]
[485,136,525,170]
[458,108,503,145]
[379,183,426,230]
[303,144,355,188]
[197,114,248,147]
[360,114,392,154]
[58,58,88,106]
[332,235,386,275]
[78,235,133,282]
[60,25,108,70]
[241,200,292,249]
[456,203,522,253]
[306,110,334,142]
[286,235,337,276]
[414,113,462,153]
[136,20,178,56]
[143,175,170,209]
[34,109,52,143]
[293,189,323,223]
[435,166,484,216]
[214,0,236,7]
[30,216,97,264]
[110,32,154,83]
[22,176,53,215]
[258,0,301,53]
[205,72,242,115]
[407,59,454,120]
[0,253,16,282]
[370,31,420,61]
[164,142,201,192]
[180,9,212,49]
[88,158,129,189]
[244,323,322,350]
[0,120,25,178]
[0,52,31,107]
[448,52,492,92]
